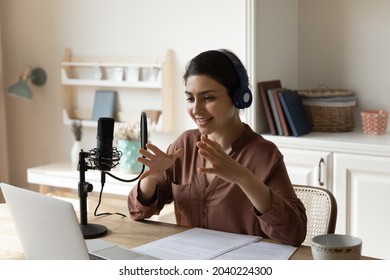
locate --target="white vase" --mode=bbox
[71,140,82,165]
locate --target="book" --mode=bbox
[271,88,291,136]
[267,89,283,135]
[92,90,117,120]
[278,90,311,137]
[258,80,282,135]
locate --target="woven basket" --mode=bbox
[298,89,356,132]
[361,110,388,135]
[299,88,353,98]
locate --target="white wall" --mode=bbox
[0,18,9,202]
[256,0,299,87]
[0,0,247,188]
[255,0,299,132]
[298,0,390,117]
[254,0,390,132]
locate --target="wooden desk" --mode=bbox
[0,203,315,260]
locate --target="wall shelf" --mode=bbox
[60,68,162,88]
[60,48,174,132]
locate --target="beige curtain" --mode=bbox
[0,18,10,202]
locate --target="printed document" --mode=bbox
[132,227,296,260]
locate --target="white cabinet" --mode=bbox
[60,48,174,131]
[333,153,390,259]
[279,148,332,188]
[264,132,390,259]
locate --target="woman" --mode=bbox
[128,49,307,246]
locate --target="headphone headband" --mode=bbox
[216,49,252,109]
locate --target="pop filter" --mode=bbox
[140,111,148,150]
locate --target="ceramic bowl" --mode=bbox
[139,67,159,82]
[104,67,124,81]
[73,66,102,80]
[311,234,362,260]
[125,67,140,82]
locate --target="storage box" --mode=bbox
[361,110,388,135]
[298,89,356,132]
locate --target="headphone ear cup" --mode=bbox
[234,86,253,109]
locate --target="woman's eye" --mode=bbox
[185,94,215,102]
[186,96,194,102]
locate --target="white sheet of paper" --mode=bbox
[132,227,261,260]
[213,240,298,260]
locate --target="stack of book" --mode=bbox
[258,80,311,136]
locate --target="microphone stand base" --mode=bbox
[80,223,108,239]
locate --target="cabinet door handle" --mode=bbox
[318,158,325,186]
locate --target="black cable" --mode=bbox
[84,147,146,218]
[92,164,146,218]
[93,182,127,218]
[105,164,145,182]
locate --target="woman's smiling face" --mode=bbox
[185,75,237,136]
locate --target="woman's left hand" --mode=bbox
[197,135,273,214]
[196,135,244,184]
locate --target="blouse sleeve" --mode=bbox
[127,181,159,220]
[255,156,307,246]
[127,144,176,221]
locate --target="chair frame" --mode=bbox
[293,184,337,245]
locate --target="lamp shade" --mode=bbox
[7,66,47,99]
[7,79,33,99]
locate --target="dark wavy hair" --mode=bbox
[183,49,249,102]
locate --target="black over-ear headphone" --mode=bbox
[217,49,253,109]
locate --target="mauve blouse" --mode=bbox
[128,124,307,246]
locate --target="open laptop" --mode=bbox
[1,183,157,260]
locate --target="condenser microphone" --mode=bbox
[96,117,115,171]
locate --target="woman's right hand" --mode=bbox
[137,143,183,181]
